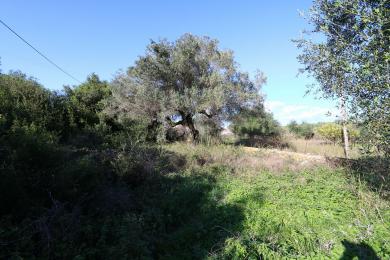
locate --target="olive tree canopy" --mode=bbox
[107,34,265,141]
[295,0,389,156]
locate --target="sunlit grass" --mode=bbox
[211,169,389,258]
[286,137,361,158]
[159,144,390,258]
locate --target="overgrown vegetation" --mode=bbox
[283,121,362,158]
[0,3,389,256]
[0,35,272,258]
[164,144,390,258]
[231,105,284,148]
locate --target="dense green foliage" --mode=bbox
[0,72,64,135]
[107,34,265,142]
[64,73,111,131]
[0,70,147,258]
[216,168,389,259]
[314,122,360,144]
[232,106,281,138]
[0,40,270,257]
[315,122,343,144]
[296,0,390,156]
[163,144,390,259]
[287,120,315,139]
[230,105,284,148]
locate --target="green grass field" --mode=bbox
[148,144,390,259]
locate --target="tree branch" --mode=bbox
[198,109,212,118]
[165,116,183,127]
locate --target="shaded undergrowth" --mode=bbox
[2,141,390,259]
[340,240,380,260]
[0,142,249,259]
[329,156,390,200]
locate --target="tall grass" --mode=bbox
[286,137,361,158]
[162,143,390,258]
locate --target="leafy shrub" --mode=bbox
[314,123,342,144]
[64,73,111,131]
[232,106,281,138]
[0,123,63,216]
[230,106,284,148]
[287,121,315,139]
[0,72,55,130]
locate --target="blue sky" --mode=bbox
[0,0,338,125]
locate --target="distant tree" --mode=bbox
[315,123,342,144]
[65,73,111,130]
[231,105,281,138]
[107,34,265,142]
[287,121,315,139]
[287,120,299,135]
[295,0,390,157]
[300,123,315,139]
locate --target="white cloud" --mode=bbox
[264,100,284,110]
[264,100,338,125]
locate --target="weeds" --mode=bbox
[286,137,361,158]
[2,142,389,258]
[163,143,390,259]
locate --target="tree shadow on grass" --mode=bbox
[0,145,264,259]
[328,156,390,200]
[147,165,254,259]
[81,149,252,259]
[339,240,380,260]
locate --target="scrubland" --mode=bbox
[154,143,390,259]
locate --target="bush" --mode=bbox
[287,121,315,139]
[314,123,342,144]
[0,72,55,131]
[0,123,62,216]
[230,106,283,148]
[64,73,111,132]
[232,106,281,138]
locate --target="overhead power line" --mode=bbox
[0,19,81,83]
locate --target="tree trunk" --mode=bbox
[340,96,350,158]
[342,124,350,158]
[178,111,199,142]
[185,114,199,142]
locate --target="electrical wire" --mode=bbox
[0,19,81,83]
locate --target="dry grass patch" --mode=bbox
[165,143,331,173]
[286,137,361,158]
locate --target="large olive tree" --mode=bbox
[107,34,265,141]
